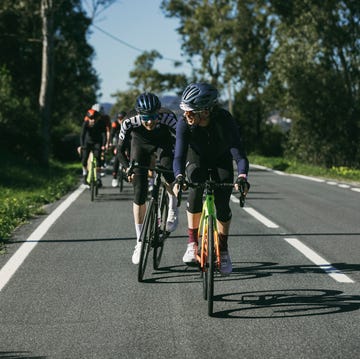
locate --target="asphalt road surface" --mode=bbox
[0,165,359,359]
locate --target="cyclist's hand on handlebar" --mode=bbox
[125,165,134,183]
[235,176,250,195]
[173,174,187,207]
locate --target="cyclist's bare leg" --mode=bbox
[133,203,146,240]
[217,219,231,251]
[187,211,201,229]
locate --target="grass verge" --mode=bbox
[249,155,360,183]
[0,150,80,254]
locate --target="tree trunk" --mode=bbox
[39,0,54,166]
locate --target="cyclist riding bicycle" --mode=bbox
[173,82,250,275]
[117,92,179,264]
[80,108,107,188]
[110,111,128,187]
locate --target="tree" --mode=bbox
[39,0,55,165]
[128,50,188,94]
[269,0,360,167]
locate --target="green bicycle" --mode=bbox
[87,151,98,201]
[184,173,246,316]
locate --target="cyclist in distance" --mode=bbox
[117,92,179,264]
[173,82,250,275]
[110,111,127,187]
[80,108,107,188]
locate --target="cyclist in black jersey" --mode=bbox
[80,108,106,188]
[117,92,179,264]
[173,83,250,275]
[110,111,127,187]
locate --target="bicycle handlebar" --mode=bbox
[127,160,174,175]
[176,180,247,208]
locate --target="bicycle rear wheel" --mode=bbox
[138,199,156,282]
[90,163,95,202]
[207,215,215,316]
[153,185,168,269]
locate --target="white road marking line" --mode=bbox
[290,174,325,182]
[244,207,279,228]
[284,238,354,283]
[0,186,85,292]
[250,164,360,192]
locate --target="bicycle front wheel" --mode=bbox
[90,164,95,202]
[153,185,168,269]
[119,168,124,192]
[207,215,215,316]
[138,199,156,282]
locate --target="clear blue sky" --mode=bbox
[86,0,190,104]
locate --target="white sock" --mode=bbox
[135,224,143,242]
[168,193,178,210]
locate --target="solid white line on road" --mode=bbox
[0,186,85,292]
[284,238,354,283]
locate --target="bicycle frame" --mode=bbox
[87,151,98,201]
[197,187,220,272]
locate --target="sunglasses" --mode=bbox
[140,113,159,122]
[185,110,203,117]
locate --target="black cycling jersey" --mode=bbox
[118,108,177,168]
[80,120,106,147]
[173,106,249,177]
[118,108,177,205]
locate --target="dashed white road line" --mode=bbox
[284,238,354,283]
[233,197,355,283]
[0,186,85,292]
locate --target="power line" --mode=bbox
[92,24,183,64]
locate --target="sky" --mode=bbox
[85,0,190,104]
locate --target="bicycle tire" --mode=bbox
[153,185,168,269]
[201,221,208,301]
[138,199,156,282]
[90,162,95,202]
[207,215,215,316]
[119,169,124,192]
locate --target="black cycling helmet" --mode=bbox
[117,111,127,118]
[135,92,161,115]
[180,83,218,111]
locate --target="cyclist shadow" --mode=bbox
[212,288,360,319]
[141,262,270,284]
[210,261,360,318]
[142,265,205,284]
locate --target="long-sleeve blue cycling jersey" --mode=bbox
[173,106,249,178]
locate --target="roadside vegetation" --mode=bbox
[249,155,360,184]
[0,150,80,254]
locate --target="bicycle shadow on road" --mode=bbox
[211,288,360,319]
[139,261,272,284]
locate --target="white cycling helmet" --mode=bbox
[91,103,105,115]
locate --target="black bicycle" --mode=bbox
[118,164,126,192]
[128,161,172,282]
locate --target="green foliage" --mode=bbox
[249,154,360,182]
[0,0,100,162]
[0,150,80,252]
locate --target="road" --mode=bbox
[0,166,359,359]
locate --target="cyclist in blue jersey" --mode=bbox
[173,83,250,275]
[117,92,179,264]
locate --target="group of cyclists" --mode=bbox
[79,82,250,275]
